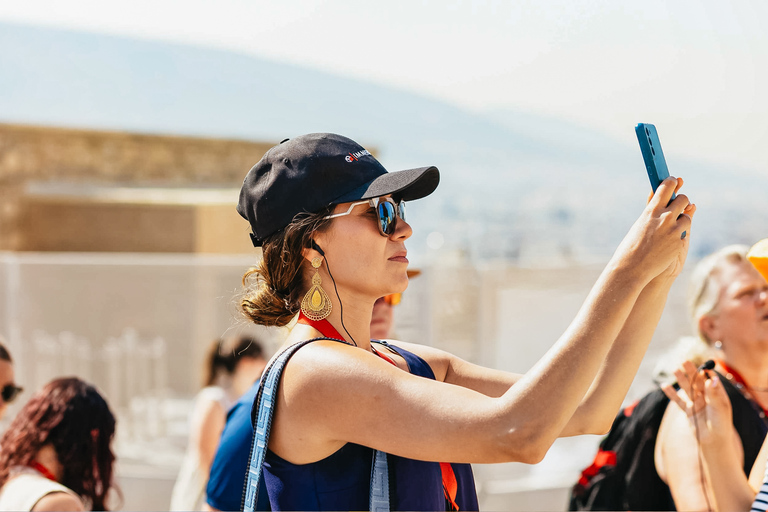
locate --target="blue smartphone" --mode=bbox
[635,123,675,200]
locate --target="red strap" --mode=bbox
[440,462,459,511]
[297,311,346,340]
[371,346,397,367]
[716,359,768,417]
[623,399,640,417]
[577,449,616,487]
[717,359,748,387]
[29,461,56,481]
[297,312,398,366]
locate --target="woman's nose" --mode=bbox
[392,218,413,241]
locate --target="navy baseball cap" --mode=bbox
[237,133,439,246]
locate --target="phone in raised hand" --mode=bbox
[635,123,676,201]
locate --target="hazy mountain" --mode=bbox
[1,22,765,263]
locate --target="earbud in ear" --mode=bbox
[310,240,325,256]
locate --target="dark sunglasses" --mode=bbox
[324,197,407,237]
[1,384,23,403]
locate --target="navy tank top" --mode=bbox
[262,341,479,511]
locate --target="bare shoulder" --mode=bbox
[277,338,450,419]
[283,339,398,386]
[32,492,85,512]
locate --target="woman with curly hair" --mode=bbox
[0,377,118,511]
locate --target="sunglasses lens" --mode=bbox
[1,385,20,403]
[398,201,406,222]
[377,201,396,236]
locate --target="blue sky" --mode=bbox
[1,0,767,174]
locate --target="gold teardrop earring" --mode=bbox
[300,257,332,321]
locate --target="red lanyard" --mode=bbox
[716,359,768,417]
[29,461,56,481]
[297,312,397,366]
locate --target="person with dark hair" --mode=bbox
[236,133,694,511]
[0,377,117,511]
[170,335,267,511]
[0,338,22,421]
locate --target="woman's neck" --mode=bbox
[719,348,768,409]
[293,298,375,351]
[34,444,63,482]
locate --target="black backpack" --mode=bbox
[568,388,675,511]
[570,376,768,511]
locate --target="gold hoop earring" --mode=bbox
[300,257,332,321]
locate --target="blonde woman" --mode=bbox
[663,245,768,511]
[658,245,768,511]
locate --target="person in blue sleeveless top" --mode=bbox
[205,281,477,511]
[205,378,268,512]
[235,133,695,511]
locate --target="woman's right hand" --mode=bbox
[661,360,733,445]
[613,177,695,284]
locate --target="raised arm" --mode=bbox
[412,267,684,437]
[271,178,693,465]
[396,178,694,437]
[567,178,694,434]
[562,269,680,435]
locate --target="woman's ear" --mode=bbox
[699,314,719,345]
[301,238,325,263]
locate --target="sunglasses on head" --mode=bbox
[1,384,23,403]
[324,197,406,237]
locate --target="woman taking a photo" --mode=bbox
[237,133,695,510]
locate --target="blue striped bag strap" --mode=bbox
[241,337,391,512]
[369,448,390,512]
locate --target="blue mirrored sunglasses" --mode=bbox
[324,197,406,237]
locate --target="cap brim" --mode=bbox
[331,166,439,204]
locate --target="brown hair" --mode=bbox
[0,377,118,510]
[203,335,265,387]
[241,207,333,327]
